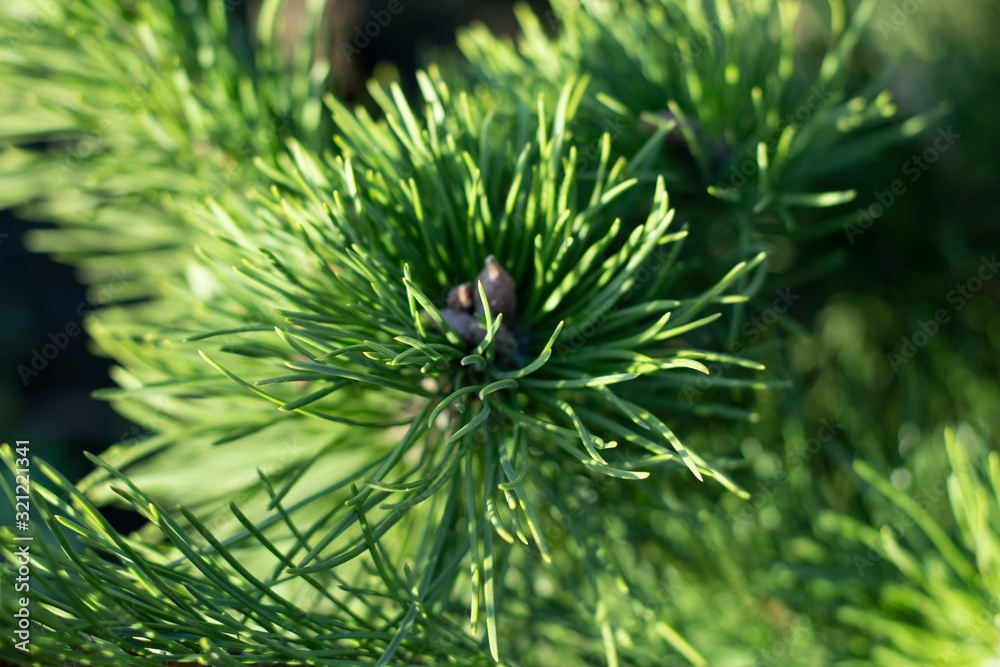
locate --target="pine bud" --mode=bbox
[447,282,474,312]
[492,321,518,360]
[425,309,518,360]
[473,255,517,323]
[439,309,485,347]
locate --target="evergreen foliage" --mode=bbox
[1,0,997,665]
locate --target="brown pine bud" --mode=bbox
[425,309,518,360]
[439,309,486,347]
[473,255,517,323]
[447,282,474,312]
[492,322,518,360]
